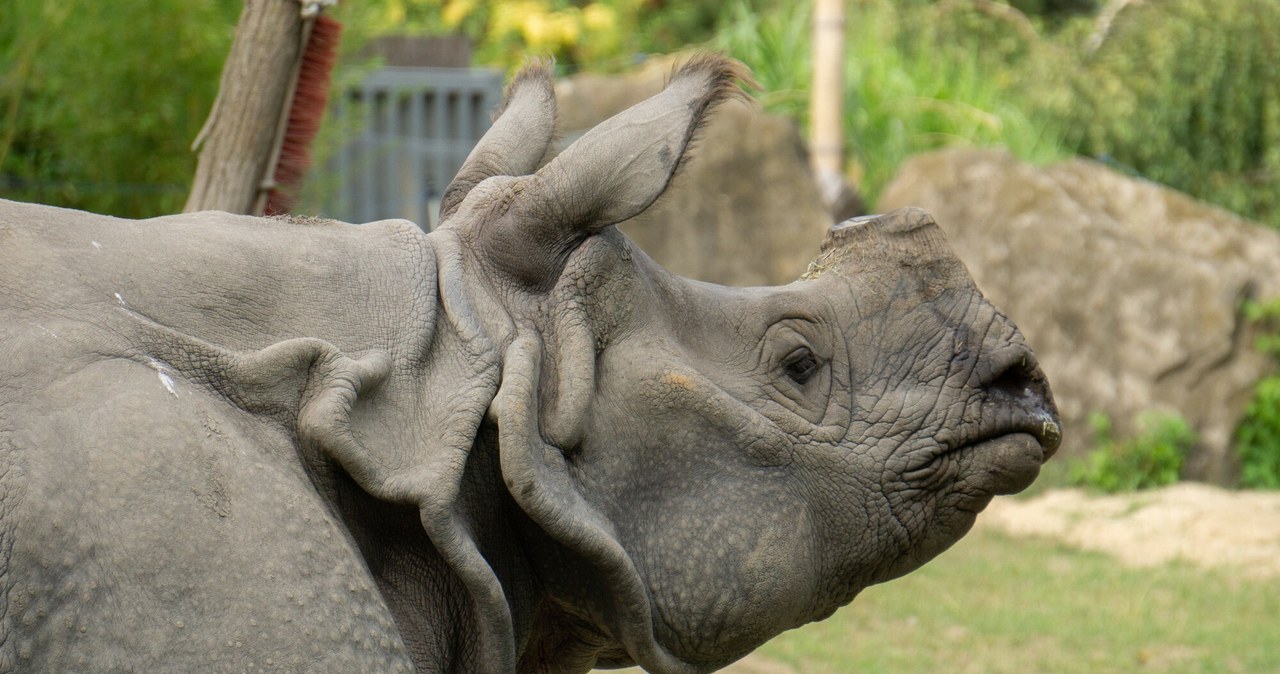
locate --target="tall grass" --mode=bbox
[714,0,1070,205]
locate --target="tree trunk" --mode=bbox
[186,0,304,214]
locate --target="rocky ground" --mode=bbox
[614,484,1280,673]
[977,483,1280,579]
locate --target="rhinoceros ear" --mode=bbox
[438,59,558,223]
[493,332,699,673]
[476,54,753,285]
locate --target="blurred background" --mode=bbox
[3,0,1278,671]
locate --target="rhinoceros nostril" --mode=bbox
[988,365,1024,398]
[985,353,1045,404]
[981,353,1061,455]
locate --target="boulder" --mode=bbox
[878,149,1280,483]
[554,57,669,134]
[555,59,839,286]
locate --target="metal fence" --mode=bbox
[320,67,504,230]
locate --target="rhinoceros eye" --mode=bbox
[784,347,819,385]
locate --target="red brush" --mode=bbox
[263,13,341,216]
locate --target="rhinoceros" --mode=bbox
[0,56,1059,673]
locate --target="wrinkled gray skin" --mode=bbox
[0,56,1059,673]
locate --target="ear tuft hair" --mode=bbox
[460,52,759,287]
[667,52,758,117]
[492,58,557,122]
[661,53,758,195]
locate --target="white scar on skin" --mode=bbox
[91,241,103,250]
[147,357,179,397]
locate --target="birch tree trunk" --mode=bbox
[185,0,303,214]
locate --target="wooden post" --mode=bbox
[810,0,845,207]
[186,0,305,214]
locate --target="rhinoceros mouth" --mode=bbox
[907,349,1062,500]
[957,431,1051,497]
[942,391,1061,501]
[960,409,1062,457]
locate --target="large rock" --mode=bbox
[554,57,670,134]
[555,59,837,286]
[878,149,1280,483]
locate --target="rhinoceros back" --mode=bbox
[0,199,435,671]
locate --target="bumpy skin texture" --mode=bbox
[0,56,1059,673]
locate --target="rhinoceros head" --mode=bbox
[432,56,1060,672]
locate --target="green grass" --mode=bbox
[757,529,1279,673]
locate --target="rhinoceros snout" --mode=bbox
[980,347,1062,459]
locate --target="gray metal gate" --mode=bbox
[322,67,504,230]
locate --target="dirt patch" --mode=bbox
[977,483,1280,579]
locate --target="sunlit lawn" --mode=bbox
[756,528,1279,673]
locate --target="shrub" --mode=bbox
[1237,299,1280,488]
[1069,411,1194,492]
[1238,378,1280,489]
[0,1,242,218]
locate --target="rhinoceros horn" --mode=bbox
[801,207,968,288]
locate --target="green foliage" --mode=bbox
[1243,298,1280,361]
[0,0,242,218]
[6,0,1278,230]
[716,0,1280,228]
[714,0,1070,202]
[711,2,811,118]
[366,1,733,72]
[1239,378,1280,489]
[1048,0,1280,229]
[1068,411,1194,492]
[1008,0,1099,18]
[1237,298,1280,489]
